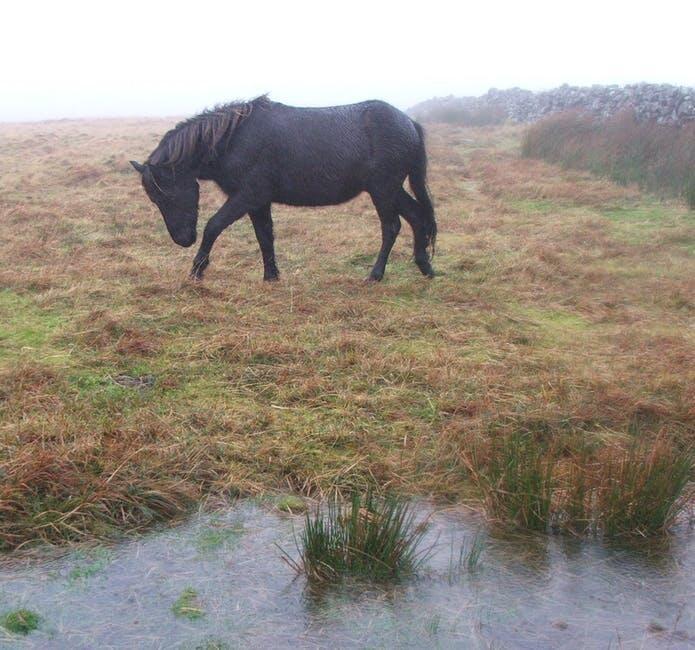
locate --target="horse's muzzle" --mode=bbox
[172,231,197,248]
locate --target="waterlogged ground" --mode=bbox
[0,502,693,649]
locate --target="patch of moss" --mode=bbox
[601,203,694,250]
[0,289,65,359]
[1,609,40,635]
[275,495,307,514]
[67,548,112,582]
[512,306,589,347]
[196,521,244,552]
[172,588,205,620]
[509,199,559,215]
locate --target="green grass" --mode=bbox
[1,609,40,635]
[0,289,65,359]
[172,588,205,620]
[286,491,431,583]
[522,111,695,210]
[195,520,244,552]
[508,199,559,214]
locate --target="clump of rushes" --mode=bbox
[466,433,554,531]
[591,442,693,537]
[172,588,205,620]
[467,435,693,537]
[1,609,40,635]
[285,491,431,583]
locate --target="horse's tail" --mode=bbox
[409,121,437,257]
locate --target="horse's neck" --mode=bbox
[196,157,219,181]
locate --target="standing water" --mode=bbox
[0,501,692,648]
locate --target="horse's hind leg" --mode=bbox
[367,191,401,282]
[396,189,435,278]
[249,204,280,281]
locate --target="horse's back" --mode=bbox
[220,100,422,206]
[270,100,419,147]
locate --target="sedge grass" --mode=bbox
[592,443,693,537]
[467,435,693,537]
[285,491,431,583]
[465,433,554,532]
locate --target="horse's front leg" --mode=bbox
[190,196,250,280]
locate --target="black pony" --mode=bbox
[131,96,437,282]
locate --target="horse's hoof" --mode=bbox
[364,275,383,283]
[416,261,436,278]
[263,275,280,282]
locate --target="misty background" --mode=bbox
[2,0,694,122]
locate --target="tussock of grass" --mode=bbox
[588,443,694,537]
[466,435,693,537]
[1,609,40,635]
[465,433,554,531]
[285,492,431,583]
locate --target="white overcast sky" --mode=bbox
[2,0,693,121]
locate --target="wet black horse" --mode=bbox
[131,96,436,282]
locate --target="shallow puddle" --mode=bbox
[0,501,692,648]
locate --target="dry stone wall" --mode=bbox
[409,84,695,125]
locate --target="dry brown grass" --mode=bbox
[0,119,693,548]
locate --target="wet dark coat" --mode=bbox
[131,96,436,281]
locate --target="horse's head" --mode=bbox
[130,161,199,247]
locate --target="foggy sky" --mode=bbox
[2,0,693,122]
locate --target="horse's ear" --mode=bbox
[130,160,146,174]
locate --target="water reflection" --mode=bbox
[0,501,691,649]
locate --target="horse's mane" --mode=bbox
[147,95,270,167]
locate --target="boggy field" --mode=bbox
[0,119,693,549]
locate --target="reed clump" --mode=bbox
[286,491,431,583]
[464,433,554,531]
[466,434,693,537]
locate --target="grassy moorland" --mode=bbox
[0,118,693,548]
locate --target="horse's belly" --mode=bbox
[274,174,364,207]
[276,192,362,207]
